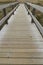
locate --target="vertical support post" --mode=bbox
[28,5,30,14]
[3,8,8,24]
[14,4,16,11]
[31,8,36,23]
[3,8,6,16]
[32,8,36,15]
[12,5,14,15]
[28,5,30,9]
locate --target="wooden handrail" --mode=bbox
[0,2,19,30]
[0,2,18,10]
[25,4,43,37]
[25,2,43,13]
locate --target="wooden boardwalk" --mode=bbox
[0,4,43,64]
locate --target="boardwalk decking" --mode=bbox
[0,4,43,64]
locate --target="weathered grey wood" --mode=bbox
[0,2,18,11]
[3,8,8,24]
[26,2,43,13]
[25,4,43,37]
[0,4,19,30]
[0,4,43,64]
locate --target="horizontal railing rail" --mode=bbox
[25,2,43,13]
[0,2,19,30]
[25,3,43,37]
[0,2,18,10]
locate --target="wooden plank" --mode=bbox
[0,44,43,49]
[0,52,43,58]
[0,58,43,64]
[0,49,43,52]
[0,4,43,64]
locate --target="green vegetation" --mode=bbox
[36,13,43,26]
[0,2,14,29]
[30,3,43,27]
[0,7,13,20]
[0,1,14,20]
[0,1,43,27]
[36,2,43,26]
[6,7,12,14]
[0,11,4,20]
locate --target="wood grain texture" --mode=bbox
[0,4,43,64]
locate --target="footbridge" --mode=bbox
[0,2,43,64]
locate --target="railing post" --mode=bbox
[32,8,36,15]
[31,8,36,23]
[3,8,8,24]
[27,5,30,14]
[12,5,14,15]
[28,5,30,9]
[3,8,6,16]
